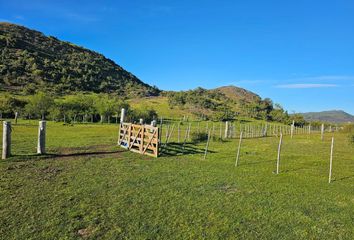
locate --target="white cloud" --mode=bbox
[293,75,354,81]
[275,83,339,89]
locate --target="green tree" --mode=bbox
[94,94,116,123]
[25,92,54,119]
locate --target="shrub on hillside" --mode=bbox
[349,134,354,144]
[127,108,158,123]
[343,124,354,144]
[191,132,209,143]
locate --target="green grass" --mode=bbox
[129,96,193,119]
[0,120,353,239]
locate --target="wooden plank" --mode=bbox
[129,127,142,149]
[143,129,157,153]
[119,122,159,157]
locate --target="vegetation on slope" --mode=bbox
[0,22,159,97]
[164,86,306,125]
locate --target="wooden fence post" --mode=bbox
[235,131,243,167]
[140,124,145,153]
[291,121,294,139]
[321,124,324,141]
[187,123,192,140]
[224,121,229,139]
[165,125,170,139]
[177,123,181,143]
[308,124,311,135]
[2,121,11,159]
[118,108,126,145]
[263,124,268,137]
[203,128,211,160]
[14,112,18,124]
[37,121,46,154]
[329,137,334,183]
[182,126,189,150]
[276,133,283,174]
[164,124,175,147]
[120,108,126,123]
[219,122,222,139]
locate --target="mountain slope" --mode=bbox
[213,85,261,103]
[300,110,354,123]
[0,22,159,97]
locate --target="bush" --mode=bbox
[190,132,209,143]
[343,124,354,144]
[343,124,354,133]
[349,134,354,144]
[127,108,158,123]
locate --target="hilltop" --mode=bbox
[300,110,354,123]
[0,22,159,97]
[213,85,261,103]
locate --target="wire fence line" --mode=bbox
[1,116,338,159]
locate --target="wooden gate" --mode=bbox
[118,123,159,157]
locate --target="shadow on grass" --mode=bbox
[5,141,219,162]
[5,150,126,162]
[160,142,216,157]
[282,167,308,173]
[241,159,275,166]
[335,175,354,182]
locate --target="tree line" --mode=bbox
[0,92,157,124]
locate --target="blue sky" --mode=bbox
[1,0,354,114]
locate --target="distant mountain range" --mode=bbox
[299,110,354,123]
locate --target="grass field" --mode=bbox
[128,96,193,119]
[0,120,353,239]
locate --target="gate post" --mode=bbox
[37,121,46,154]
[2,121,11,159]
[120,108,126,123]
[224,121,229,139]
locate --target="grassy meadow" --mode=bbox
[0,120,353,239]
[128,96,194,119]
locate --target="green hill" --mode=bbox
[300,110,354,123]
[143,86,290,122]
[0,22,159,97]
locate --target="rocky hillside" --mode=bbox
[0,22,159,97]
